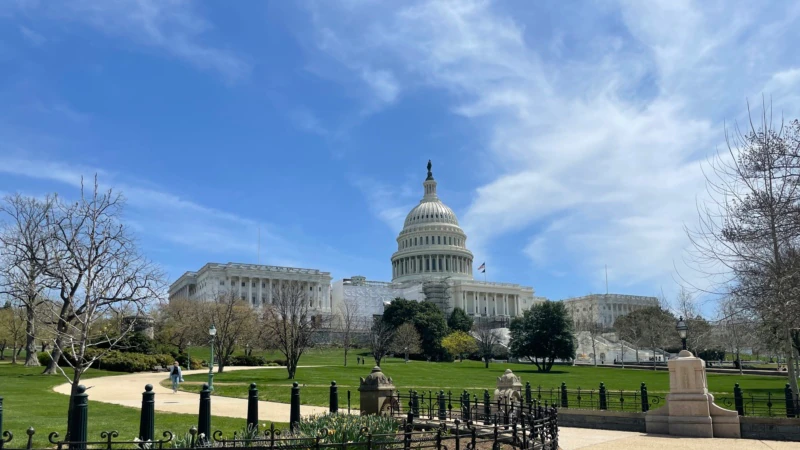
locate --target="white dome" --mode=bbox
[391,160,474,283]
[404,201,459,227]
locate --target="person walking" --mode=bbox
[170,361,184,393]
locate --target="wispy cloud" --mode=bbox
[352,176,416,233]
[288,107,329,137]
[308,0,800,297]
[13,0,250,82]
[19,25,46,46]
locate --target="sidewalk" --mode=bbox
[53,369,799,449]
[52,366,329,423]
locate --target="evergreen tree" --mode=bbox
[447,307,473,333]
[509,301,575,372]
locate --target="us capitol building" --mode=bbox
[330,161,538,324]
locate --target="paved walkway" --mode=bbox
[54,369,799,449]
[52,366,329,423]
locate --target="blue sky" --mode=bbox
[1,1,800,311]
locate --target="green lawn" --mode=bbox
[177,350,788,409]
[0,362,283,448]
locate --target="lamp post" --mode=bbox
[208,325,217,391]
[187,341,192,371]
[676,316,688,351]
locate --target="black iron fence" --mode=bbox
[716,383,800,418]
[0,380,557,450]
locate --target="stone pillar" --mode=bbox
[645,350,740,438]
[358,366,399,416]
[268,279,273,304]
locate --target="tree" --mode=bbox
[40,178,165,436]
[717,297,756,374]
[0,194,57,366]
[261,280,325,379]
[686,104,800,398]
[473,317,502,368]
[391,323,422,361]
[573,313,605,366]
[509,301,575,372]
[620,306,676,369]
[441,330,477,362]
[203,291,257,373]
[447,307,473,333]
[0,302,26,363]
[614,314,644,363]
[674,287,715,355]
[368,317,394,367]
[382,299,449,360]
[335,298,361,367]
[155,297,203,355]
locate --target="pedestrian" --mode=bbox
[170,361,184,393]
[357,356,361,365]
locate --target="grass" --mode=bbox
[0,362,284,448]
[177,349,789,408]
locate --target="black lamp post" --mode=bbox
[676,316,688,351]
[208,324,217,391]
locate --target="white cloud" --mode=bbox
[307,0,800,298]
[19,25,46,46]
[14,0,249,82]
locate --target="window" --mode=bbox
[426,237,429,245]
[262,282,266,288]
[438,236,441,245]
[414,237,417,245]
[252,282,256,287]
[219,280,224,286]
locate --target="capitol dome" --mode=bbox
[391,161,474,283]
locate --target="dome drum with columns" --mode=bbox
[391,161,475,283]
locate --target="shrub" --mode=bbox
[228,355,266,366]
[294,414,398,443]
[175,354,203,370]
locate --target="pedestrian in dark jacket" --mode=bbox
[170,361,184,393]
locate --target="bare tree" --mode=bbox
[473,317,501,368]
[615,314,643,363]
[368,317,394,367]
[574,317,605,366]
[0,194,57,366]
[156,297,203,354]
[674,287,715,355]
[199,291,257,373]
[0,301,26,363]
[335,298,361,367]
[685,103,800,398]
[391,322,421,362]
[261,280,325,379]
[40,178,165,435]
[717,297,756,374]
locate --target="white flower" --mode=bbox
[199,433,206,439]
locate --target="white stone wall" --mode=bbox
[564,294,658,328]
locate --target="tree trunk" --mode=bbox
[11,343,18,364]
[65,369,85,441]
[652,346,657,370]
[0,342,6,360]
[374,355,382,367]
[591,338,597,366]
[24,306,39,366]
[43,336,64,374]
[785,329,800,401]
[484,356,489,368]
[343,347,348,367]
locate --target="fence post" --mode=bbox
[438,390,446,420]
[785,383,797,418]
[198,383,211,444]
[247,383,259,431]
[347,390,351,415]
[560,382,568,408]
[290,382,301,432]
[640,383,648,413]
[483,390,491,425]
[525,382,532,405]
[598,383,607,411]
[329,381,339,414]
[734,383,744,416]
[463,390,470,421]
[68,385,89,450]
[139,384,155,443]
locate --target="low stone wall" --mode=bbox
[740,416,800,441]
[558,409,645,432]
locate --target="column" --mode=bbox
[257,277,262,306]
[504,294,508,316]
[268,279,273,304]
[248,278,253,305]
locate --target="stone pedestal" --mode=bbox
[358,366,399,416]
[646,350,740,438]
[494,369,523,403]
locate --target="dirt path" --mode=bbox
[52,366,329,423]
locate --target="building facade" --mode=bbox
[563,293,659,328]
[331,161,538,323]
[168,262,333,313]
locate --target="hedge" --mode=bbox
[38,350,175,373]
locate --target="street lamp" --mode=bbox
[676,316,688,351]
[208,324,217,391]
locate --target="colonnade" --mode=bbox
[457,290,519,317]
[229,276,330,310]
[392,254,472,278]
